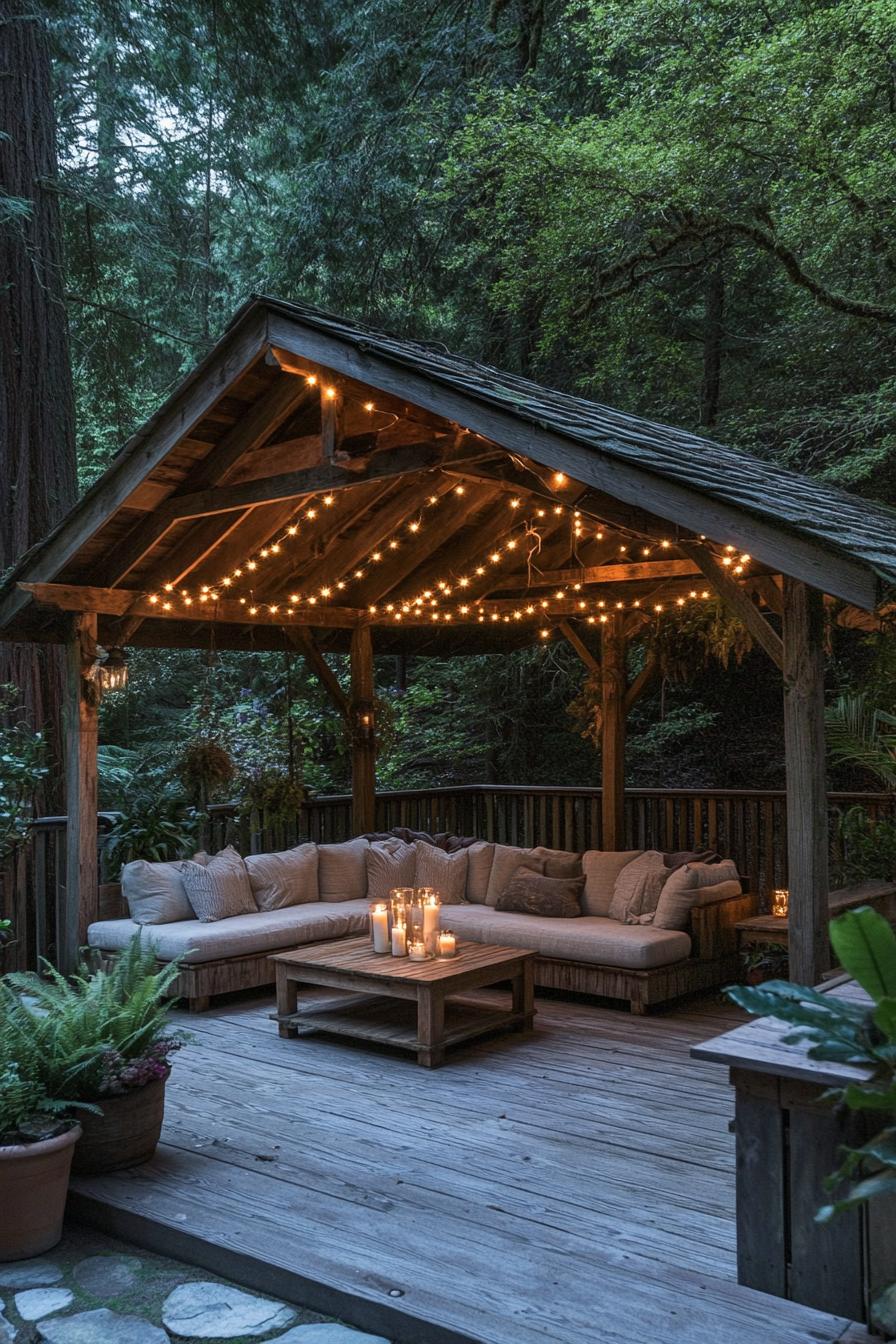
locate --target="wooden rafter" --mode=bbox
[285,626,349,718]
[679,542,784,669]
[20,583,361,629]
[557,619,599,675]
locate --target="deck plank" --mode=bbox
[71,991,859,1344]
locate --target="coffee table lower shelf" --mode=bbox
[272,991,531,1064]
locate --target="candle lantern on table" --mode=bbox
[369,902,390,954]
[417,888,442,956]
[391,920,408,957]
[408,940,428,962]
[771,888,789,919]
[437,930,457,958]
[389,887,414,936]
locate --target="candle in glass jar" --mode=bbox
[370,903,390,954]
[391,922,408,957]
[422,893,441,955]
[407,940,428,962]
[438,930,457,957]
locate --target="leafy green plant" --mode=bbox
[833,806,896,885]
[103,782,198,873]
[0,989,98,1145]
[0,684,48,860]
[728,907,896,1334]
[239,767,307,824]
[740,942,789,984]
[4,935,184,1101]
[826,694,896,791]
[178,738,235,809]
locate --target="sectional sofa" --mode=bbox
[87,834,755,1015]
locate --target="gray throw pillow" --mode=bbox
[244,843,319,911]
[608,850,668,923]
[528,846,583,879]
[121,854,208,925]
[318,837,370,902]
[495,870,585,919]
[580,850,644,916]
[366,838,416,902]
[180,846,255,922]
[654,859,740,930]
[414,840,468,904]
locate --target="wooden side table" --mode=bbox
[736,914,789,954]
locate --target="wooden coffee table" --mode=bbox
[270,937,535,1068]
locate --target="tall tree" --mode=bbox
[0,0,78,805]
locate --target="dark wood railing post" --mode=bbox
[350,625,376,834]
[601,614,627,851]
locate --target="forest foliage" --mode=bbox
[7,0,896,801]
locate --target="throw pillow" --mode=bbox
[414,840,469,905]
[495,871,585,919]
[529,845,583,879]
[244,843,319,912]
[485,844,542,906]
[317,837,369,902]
[180,847,255,922]
[464,841,495,903]
[580,850,644,917]
[121,855,208,925]
[366,838,417,902]
[608,850,668,924]
[653,859,741,930]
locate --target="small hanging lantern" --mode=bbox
[771,888,789,919]
[98,646,129,694]
[353,701,375,743]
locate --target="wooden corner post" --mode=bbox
[601,613,627,851]
[782,577,830,986]
[350,624,376,835]
[64,612,99,973]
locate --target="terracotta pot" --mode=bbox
[72,1076,167,1175]
[0,1123,81,1262]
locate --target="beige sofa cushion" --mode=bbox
[87,900,370,965]
[414,841,468,904]
[581,850,643,916]
[366,838,416,901]
[121,855,208,925]
[464,841,495,904]
[318,838,370,902]
[608,850,667,923]
[445,905,689,970]
[180,847,256,922]
[654,860,740,930]
[245,843,319,911]
[484,844,539,906]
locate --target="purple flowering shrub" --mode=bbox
[97,1037,184,1096]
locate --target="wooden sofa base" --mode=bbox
[168,946,742,1015]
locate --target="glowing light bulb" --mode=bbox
[364,401,374,412]
[553,472,567,486]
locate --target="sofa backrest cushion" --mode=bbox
[318,837,370,902]
[415,840,469,904]
[180,846,256,923]
[464,841,495,903]
[366,838,417,901]
[580,851,644,917]
[245,843,319,911]
[485,845,539,906]
[495,871,585,919]
[653,859,740,930]
[121,854,208,925]
[608,851,668,923]
[528,846,582,879]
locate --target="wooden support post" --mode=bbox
[601,613,627,851]
[64,613,99,973]
[321,385,345,463]
[350,624,376,835]
[782,577,830,985]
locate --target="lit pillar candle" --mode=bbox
[391,922,408,957]
[437,930,457,957]
[371,904,390,954]
[422,895,441,955]
[408,940,428,962]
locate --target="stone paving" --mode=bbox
[0,1228,390,1344]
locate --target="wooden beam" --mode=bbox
[64,613,99,973]
[558,620,599,675]
[600,613,627,850]
[624,657,659,713]
[679,542,784,670]
[92,372,310,587]
[321,386,345,463]
[350,624,376,834]
[500,559,703,588]
[162,442,447,523]
[782,577,830,986]
[20,583,362,629]
[268,313,880,608]
[285,627,349,719]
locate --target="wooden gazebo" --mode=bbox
[1,295,894,985]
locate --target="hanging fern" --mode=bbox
[646,599,754,684]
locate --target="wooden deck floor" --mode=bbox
[70,989,871,1344]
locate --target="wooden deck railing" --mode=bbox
[2,787,893,971]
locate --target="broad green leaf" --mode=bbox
[830,908,896,1000]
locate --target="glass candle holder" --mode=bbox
[391,921,408,957]
[407,939,429,962]
[437,929,457,957]
[771,888,789,918]
[418,890,442,955]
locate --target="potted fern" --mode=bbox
[5,936,185,1175]
[0,1005,90,1260]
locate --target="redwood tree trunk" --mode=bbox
[0,0,78,808]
